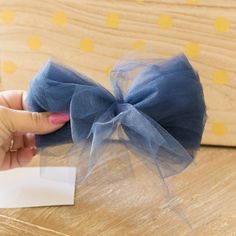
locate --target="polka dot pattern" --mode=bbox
[52,11,67,26]
[132,40,145,50]
[106,65,113,78]
[106,12,120,29]
[214,16,230,32]
[3,61,16,74]
[1,3,233,141]
[212,122,228,136]
[0,9,15,23]
[184,42,200,58]
[80,38,94,52]
[158,15,173,29]
[186,0,198,5]
[213,70,229,85]
[28,36,42,51]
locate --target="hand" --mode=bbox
[0,90,70,170]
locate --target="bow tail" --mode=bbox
[118,104,192,226]
[80,105,135,185]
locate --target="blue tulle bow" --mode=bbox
[26,54,206,179]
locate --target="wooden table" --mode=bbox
[1,0,236,146]
[0,146,236,235]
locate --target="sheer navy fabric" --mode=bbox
[26,54,206,179]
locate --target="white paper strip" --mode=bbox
[0,167,76,208]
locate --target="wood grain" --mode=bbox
[1,1,236,235]
[0,0,236,146]
[0,215,67,236]
[0,147,236,235]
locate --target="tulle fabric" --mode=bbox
[26,54,206,184]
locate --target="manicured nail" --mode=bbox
[49,112,70,124]
[30,147,37,156]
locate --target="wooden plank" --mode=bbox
[0,147,236,235]
[0,214,68,236]
[1,0,236,146]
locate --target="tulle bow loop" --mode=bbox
[26,54,206,179]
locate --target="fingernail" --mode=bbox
[49,113,70,124]
[30,147,37,156]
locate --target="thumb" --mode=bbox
[1,106,70,134]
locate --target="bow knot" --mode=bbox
[114,102,130,115]
[26,54,206,178]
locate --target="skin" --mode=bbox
[0,90,67,170]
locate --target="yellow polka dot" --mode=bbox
[3,61,16,74]
[106,13,120,29]
[184,42,200,58]
[52,11,67,26]
[158,15,173,29]
[214,17,230,32]
[132,40,145,50]
[28,36,42,51]
[0,9,15,24]
[106,64,113,78]
[213,70,229,85]
[186,0,198,5]
[212,122,228,136]
[80,38,94,52]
